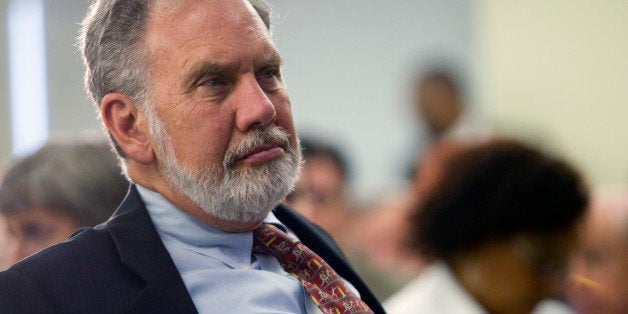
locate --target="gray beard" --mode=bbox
[148,111,302,224]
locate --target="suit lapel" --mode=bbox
[106,185,198,313]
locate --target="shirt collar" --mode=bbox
[135,184,286,269]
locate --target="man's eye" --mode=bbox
[262,69,278,78]
[259,68,280,80]
[202,77,225,87]
[258,68,282,92]
[23,223,53,241]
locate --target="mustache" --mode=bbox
[224,127,292,168]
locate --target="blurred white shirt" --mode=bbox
[384,261,486,314]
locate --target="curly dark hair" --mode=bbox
[410,139,589,261]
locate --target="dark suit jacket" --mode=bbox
[0,185,384,313]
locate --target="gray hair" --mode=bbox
[0,135,129,226]
[79,0,272,158]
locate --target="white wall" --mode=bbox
[476,0,628,187]
[45,0,95,133]
[267,0,473,200]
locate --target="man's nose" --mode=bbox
[234,77,276,132]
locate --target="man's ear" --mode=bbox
[100,93,155,165]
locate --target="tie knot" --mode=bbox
[252,223,297,256]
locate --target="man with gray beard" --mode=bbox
[0,0,384,313]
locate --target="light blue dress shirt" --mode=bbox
[136,185,328,314]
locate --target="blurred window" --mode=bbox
[7,0,48,156]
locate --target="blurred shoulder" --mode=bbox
[0,225,126,310]
[7,225,116,275]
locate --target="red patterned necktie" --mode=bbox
[253,223,373,314]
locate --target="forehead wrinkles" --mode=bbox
[145,0,272,59]
[148,0,265,33]
[151,0,186,19]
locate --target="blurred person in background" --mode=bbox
[404,66,489,173]
[354,138,474,300]
[284,135,422,300]
[0,134,128,268]
[413,68,466,142]
[282,136,356,250]
[385,139,589,314]
[566,187,628,314]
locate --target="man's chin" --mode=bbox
[200,204,274,225]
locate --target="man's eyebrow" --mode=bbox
[183,51,283,92]
[183,61,223,93]
[260,51,283,68]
